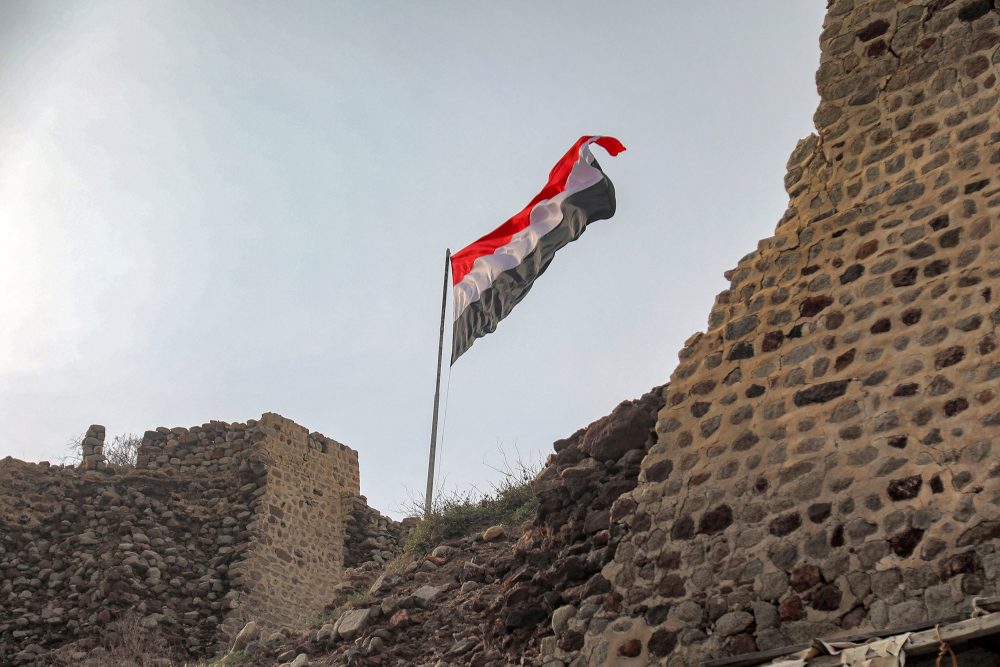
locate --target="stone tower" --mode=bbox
[577,0,1000,663]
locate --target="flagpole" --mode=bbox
[425,248,451,518]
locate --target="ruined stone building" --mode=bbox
[0,413,401,664]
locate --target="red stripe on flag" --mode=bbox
[450,135,625,285]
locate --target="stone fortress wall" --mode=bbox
[568,0,1000,664]
[0,412,389,666]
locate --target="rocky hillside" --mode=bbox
[219,387,666,667]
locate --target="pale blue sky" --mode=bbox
[1,1,826,516]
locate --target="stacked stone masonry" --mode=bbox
[0,455,258,665]
[220,414,360,636]
[342,495,409,569]
[557,1,1000,665]
[0,412,393,666]
[78,425,106,471]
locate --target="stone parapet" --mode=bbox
[135,419,262,474]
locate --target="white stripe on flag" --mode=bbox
[452,140,605,320]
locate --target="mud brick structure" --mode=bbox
[557,1,1000,664]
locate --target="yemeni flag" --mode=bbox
[450,135,625,363]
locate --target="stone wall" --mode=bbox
[567,1,1000,664]
[0,456,259,665]
[342,494,408,569]
[135,419,263,474]
[0,412,373,665]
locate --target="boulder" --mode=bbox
[482,525,505,541]
[232,621,259,651]
[334,608,370,640]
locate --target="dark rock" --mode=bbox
[944,398,969,417]
[841,606,868,629]
[611,497,638,521]
[762,330,785,352]
[579,392,661,462]
[581,574,611,598]
[647,629,677,657]
[958,0,993,22]
[957,521,1000,547]
[729,342,755,361]
[726,316,759,340]
[964,178,989,194]
[671,515,695,540]
[558,631,584,652]
[890,528,925,557]
[691,380,716,395]
[698,505,734,535]
[658,574,686,598]
[839,264,865,284]
[939,551,981,580]
[934,346,965,369]
[732,431,759,451]
[794,381,849,407]
[504,605,546,630]
[811,584,843,611]
[800,295,834,317]
[887,475,923,501]
[835,349,856,371]
[856,239,879,259]
[870,318,891,334]
[645,459,673,483]
[770,545,799,570]
[657,551,681,571]
[770,513,802,537]
[901,308,922,325]
[907,242,936,259]
[892,267,918,287]
[888,183,925,205]
[779,595,805,621]
[583,510,610,534]
[807,503,832,524]
[700,416,722,437]
[790,565,822,592]
[617,638,642,658]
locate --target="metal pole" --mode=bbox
[425,249,451,518]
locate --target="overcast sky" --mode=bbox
[1,1,825,517]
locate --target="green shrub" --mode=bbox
[404,458,539,554]
[203,651,246,666]
[225,652,247,665]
